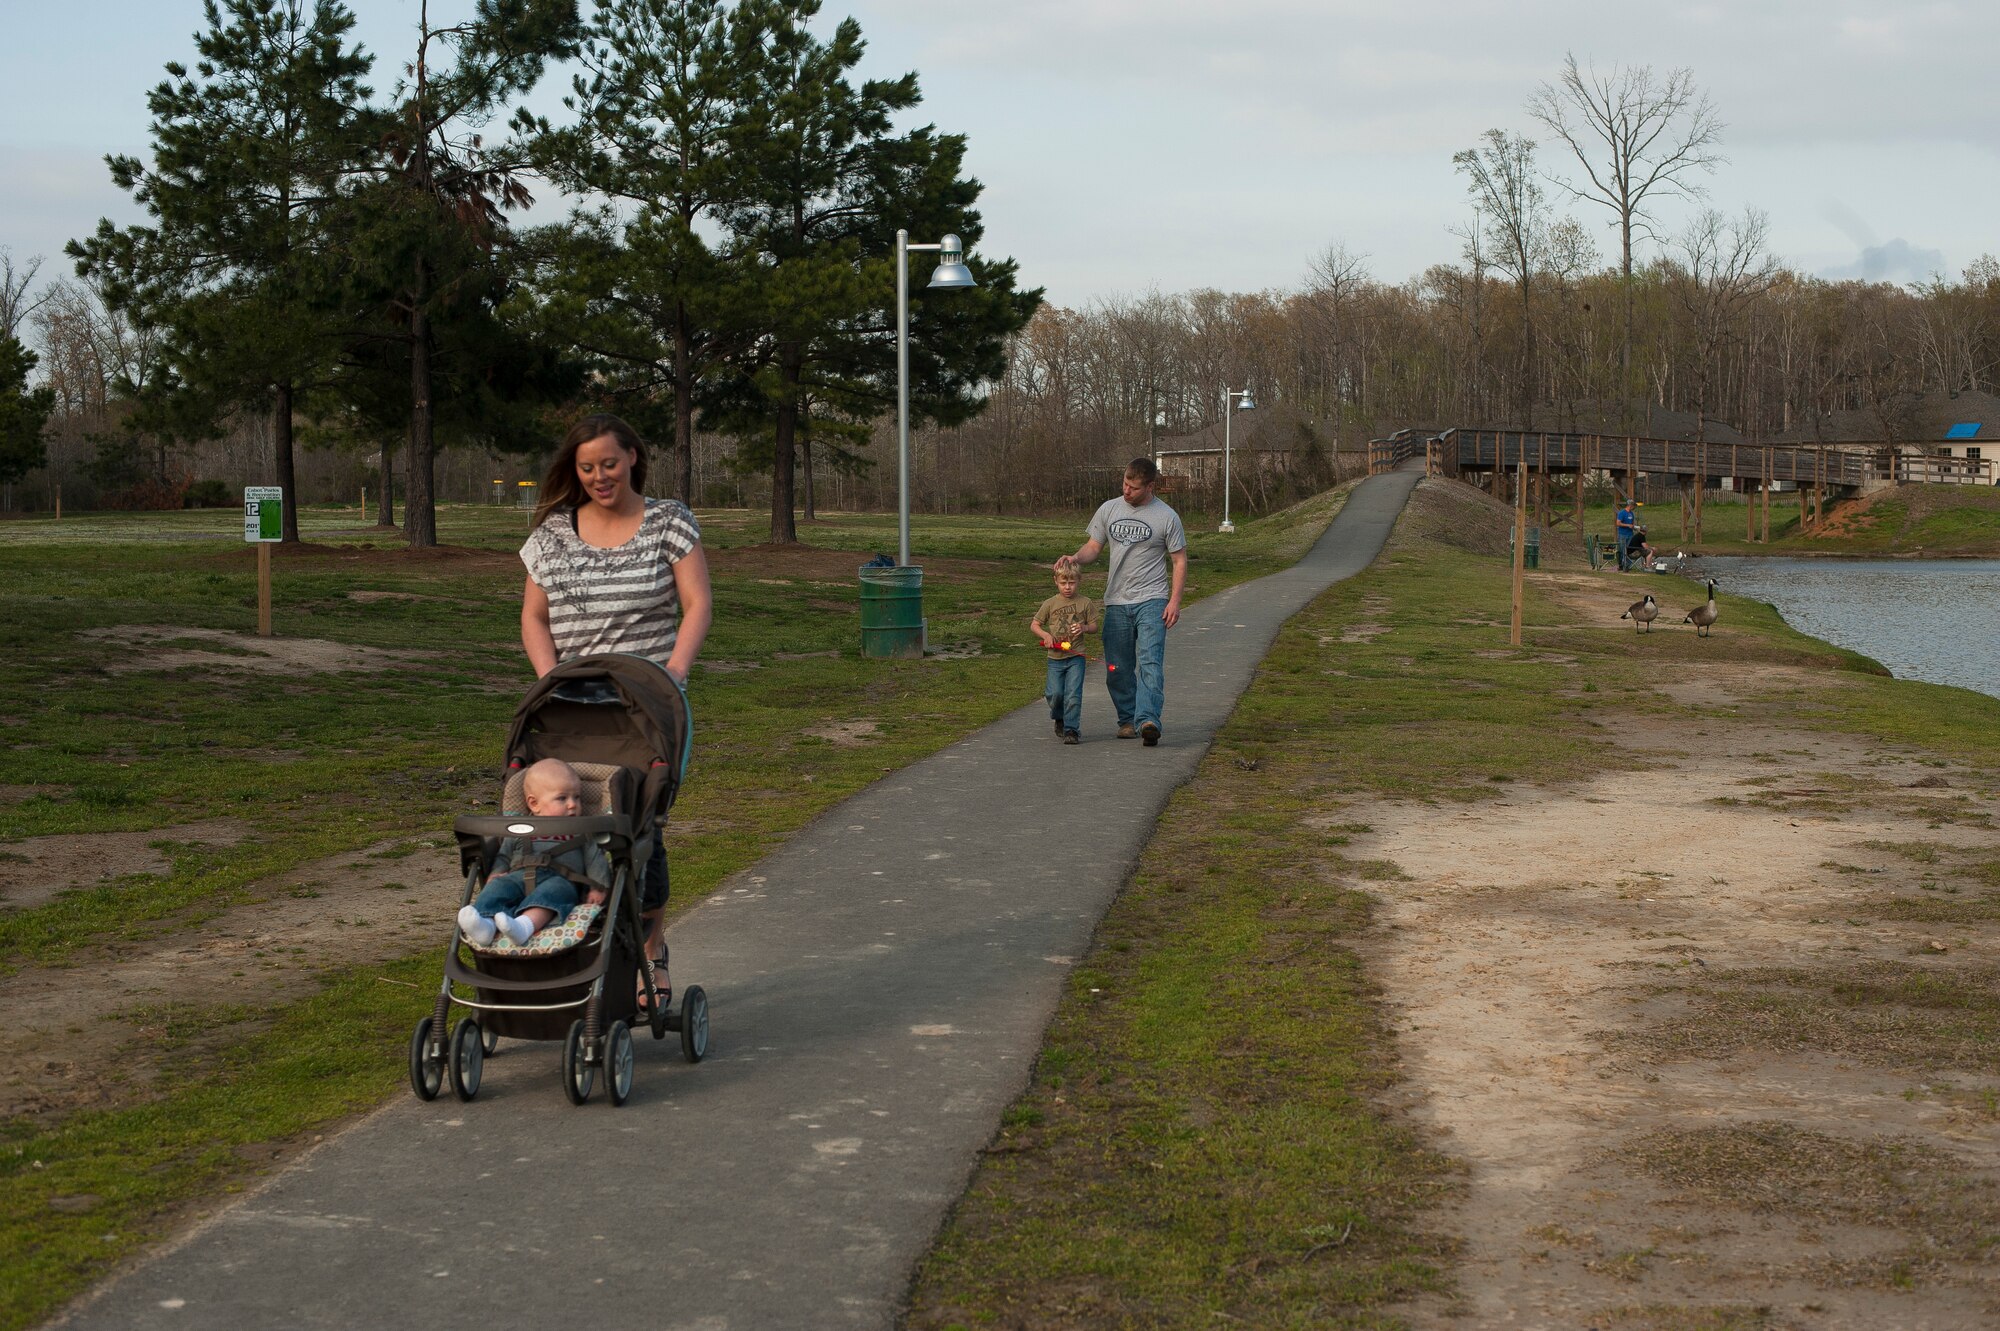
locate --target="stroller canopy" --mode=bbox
[504,654,693,824]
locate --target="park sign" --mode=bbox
[243,486,281,636]
[243,487,283,542]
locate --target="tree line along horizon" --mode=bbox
[3,11,1996,532]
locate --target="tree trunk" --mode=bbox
[405,265,438,549]
[375,446,395,526]
[673,306,694,502]
[768,348,799,544]
[1620,215,1634,396]
[274,381,301,543]
[801,426,816,522]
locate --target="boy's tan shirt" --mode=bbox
[1033,593,1096,660]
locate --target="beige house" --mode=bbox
[1778,389,1998,485]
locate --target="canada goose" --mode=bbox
[1621,593,1659,632]
[1682,579,1719,637]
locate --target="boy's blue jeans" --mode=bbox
[1102,599,1167,729]
[473,869,578,925]
[1045,654,1085,734]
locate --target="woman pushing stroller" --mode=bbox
[520,413,712,1001]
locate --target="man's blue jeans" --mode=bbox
[1045,655,1084,734]
[1102,599,1167,730]
[1615,531,1632,570]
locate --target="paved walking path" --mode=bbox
[58,469,1422,1331]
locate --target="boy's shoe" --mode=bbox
[457,904,497,947]
[1063,730,1080,745]
[1140,721,1160,746]
[1053,716,1066,736]
[1116,723,1138,739]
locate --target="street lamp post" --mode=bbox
[1220,386,1255,532]
[895,229,975,566]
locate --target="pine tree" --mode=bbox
[0,339,56,509]
[69,0,379,542]
[718,0,1038,544]
[355,0,579,547]
[528,0,756,502]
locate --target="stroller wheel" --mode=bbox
[679,986,709,1064]
[449,1017,484,1102]
[561,1019,594,1105]
[408,1017,445,1101]
[481,1025,500,1056]
[607,1021,635,1106]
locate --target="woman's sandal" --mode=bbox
[636,950,671,1014]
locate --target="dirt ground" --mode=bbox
[0,835,466,1121]
[1366,568,2000,1329]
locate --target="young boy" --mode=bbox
[1030,556,1097,744]
[457,757,612,945]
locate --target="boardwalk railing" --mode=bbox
[1437,429,1873,489]
[1895,454,1995,485]
[1368,429,1427,475]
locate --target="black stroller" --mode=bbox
[409,654,708,1107]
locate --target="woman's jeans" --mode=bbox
[1045,655,1085,734]
[1101,599,1167,729]
[473,870,578,925]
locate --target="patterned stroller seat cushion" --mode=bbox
[465,903,602,956]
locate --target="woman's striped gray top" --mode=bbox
[521,498,702,665]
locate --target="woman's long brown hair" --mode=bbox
[531,413,650,529]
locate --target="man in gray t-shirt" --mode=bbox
[1068,457,1188,747]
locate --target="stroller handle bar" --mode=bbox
[452,813,630,840]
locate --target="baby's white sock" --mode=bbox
[497,911,534,945]
[457,904,497,946]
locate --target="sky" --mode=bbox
[5,0,1998,311]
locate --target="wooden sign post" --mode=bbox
[1509,452,1526,647]
[243,486,283,636]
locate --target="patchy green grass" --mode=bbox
[1626,1122,2000,1284]
[1571,484,2000,558]
[1609,962,2000,1075]
[904,705,1461,1328]
[1592,1303,1778,1330]
[0,492,1356,1330]
[0,957,433,1331]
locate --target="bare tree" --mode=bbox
[1455,130,1549,426]
[1667,207,1777,536]
[1528,53,1724,387]
[1,249,52,343]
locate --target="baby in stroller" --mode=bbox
[455,758,609,945]
[410,654,708,1108]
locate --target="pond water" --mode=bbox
[1698,558,2000,701]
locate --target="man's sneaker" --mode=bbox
[1140,721,1160,747]
[1053,717,1065,737]
[1116,723,1138,739]
[1063,730,1080,745]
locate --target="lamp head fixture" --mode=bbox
[927,233,976,289]
[1238,390,1256,411]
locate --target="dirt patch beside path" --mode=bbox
[1365,662,2000,1326]
[0,820,251,911]
[0,837,464,1120]
[76,626,431,675]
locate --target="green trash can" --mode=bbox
[859,563,925,659]
[1526,525,1541,570]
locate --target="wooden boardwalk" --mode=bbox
[1368,428,1875,538]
